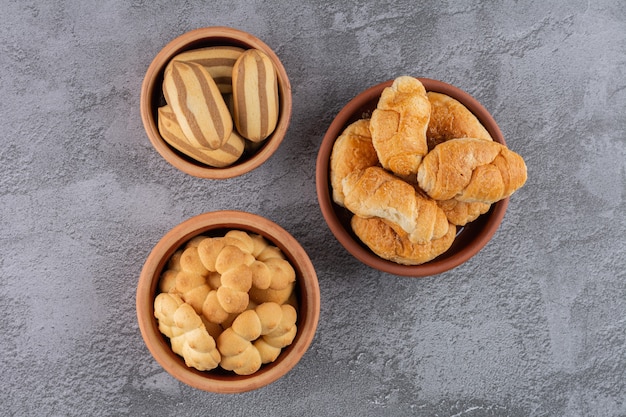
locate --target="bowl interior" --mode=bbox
[316,78,509,277]
[140,27,293,179]
[137,211,319,393]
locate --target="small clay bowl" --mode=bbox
[315,78,509,277]
[136,210,320,393]
[140,27,292,179]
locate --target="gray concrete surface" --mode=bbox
[1,1,625,416]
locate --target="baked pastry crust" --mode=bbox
[417,138,527,203]
[329,119,379,207]
[436,198,491,226]
[162,61,233,150]
[422,91,495,223]
[370,76,430,177]
[158,105,245,167]
[154,231,298,373]
[426,92,492,150]
[342,166,449,244]
[351,215,456,265]
[154,292,221,371]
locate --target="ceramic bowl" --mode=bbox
[140,27,292,179]
[136,210,320,393]
[315,78,509,277]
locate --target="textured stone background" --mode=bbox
[1,1,625,416]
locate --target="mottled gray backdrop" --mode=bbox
[1,1,625,416]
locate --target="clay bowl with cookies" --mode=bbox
[140,27,292,179]
[136,210,320,393]
[316,77,527,277]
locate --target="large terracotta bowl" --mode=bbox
[315,78,509,277]
[136,211,320,393]
[140,27,292,179]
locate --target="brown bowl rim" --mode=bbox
[140,27,293,179]
[315,77,509,277]
[136,210,320,393]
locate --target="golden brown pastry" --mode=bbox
[154,230,299,375]
[166,46,244,94]
[422,90,495,224]
[370,76,430,177]
[231,49,280,142]
[329,119,379,206]
[417,138,527,203]
[411,181,490,227]
[201,233,295,291]
[248,282,295,305]
[342,166,449,244]
[263,258,296,290]
[223,230,256,252]
[158,105,245,167]
[436,198,491,226]
[351,215,457,265]
[213,245,255,314]
[216,302,296,375]
[157,245,211,314]
[426,92,492,150]
[194,238,254,322]
[162,61,233,150]
[172,269,210,315]
[154,293,221,371]
[195,233,295,315]
[256,243,287,261]
[257,303,297,354]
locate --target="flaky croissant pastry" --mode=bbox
[329,119,379,206]
[426,92,493,150]
[342,166,449,244]
[417,138,527,204]
[436,198,491,226]
[370,76,430,177]
[351,215,457,265]
[423,93,496,223]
